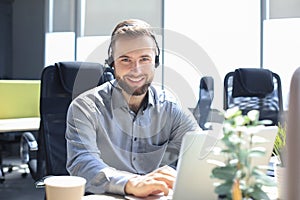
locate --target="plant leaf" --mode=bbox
[249,185,271,200]
[212,166,237,180]
[252,168,277,186]
[214,181,233,196]
[248,148,266,158]
[254,176,276,187]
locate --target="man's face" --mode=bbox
[113,36,156,96]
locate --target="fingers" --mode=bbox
[143,179,170,196]
[125,175,170,197]
[125,166,177,198]
[147,166,177,188]
[152,173,176,189]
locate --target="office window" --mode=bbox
[45,32,75,66]
[263,18,300,110]
[263,0,300,110]
[77,0,162,63]
[45,0,76,65]
[47,0,300,112]
[164,0,260,109]
[50,0,75,32]
[45,0,163,67]
[84,0,162,36]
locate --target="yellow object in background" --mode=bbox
[0,80,40,119]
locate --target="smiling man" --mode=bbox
[65,19,200,197]
[113,34,156,112]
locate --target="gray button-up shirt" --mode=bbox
[66,81,200,195]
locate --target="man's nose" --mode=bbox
[131,60,142,71]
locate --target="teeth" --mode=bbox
[128,77,143,82]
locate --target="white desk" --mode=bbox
[83,194,167,200]
[0,117,40,133]
[83,194,125,200]
[82,187,278,200]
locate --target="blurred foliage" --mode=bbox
[211,107,276,200]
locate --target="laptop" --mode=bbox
[172,125,278,200]
[124,125,278,200]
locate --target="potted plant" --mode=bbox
[211,107,276,200]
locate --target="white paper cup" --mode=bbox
[44,176,86,200]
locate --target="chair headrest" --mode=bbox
[55,62,110,97]
[232,68,274,98]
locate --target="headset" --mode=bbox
[105,21,160,69]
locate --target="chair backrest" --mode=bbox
[0,80,40,119]
[193,76,214,130]
[40,61,114,176]
[224,68,283,125]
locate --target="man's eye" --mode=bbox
[121,58,130,62]
[141,57,151,62]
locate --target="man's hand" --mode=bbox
[124,166,177,197]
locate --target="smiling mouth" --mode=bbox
[127,76,145,83]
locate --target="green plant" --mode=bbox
[211,107,276,200]
[273,123,287,167]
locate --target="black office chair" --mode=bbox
[224,68,283,126]
[20,61,114,181]
[192,76,215,130]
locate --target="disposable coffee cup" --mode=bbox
[44,176,86,200]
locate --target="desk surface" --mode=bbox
[0,117,40,133]
[82,186,278,200]
[83,194,169,200]
[83,194,125,200]
[83,191,173,200]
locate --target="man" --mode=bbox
[66,19,200,197]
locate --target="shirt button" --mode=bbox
[133,157,136,161]
[133,137,137,141]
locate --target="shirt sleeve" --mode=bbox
[169,104,201,153]
[65,96,135,195]
[160,100,201,167]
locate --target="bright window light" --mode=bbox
[45,32,75,66]
[264,18,300,110]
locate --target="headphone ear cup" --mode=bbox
[105,56,114,68]
[155,55,160,68]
